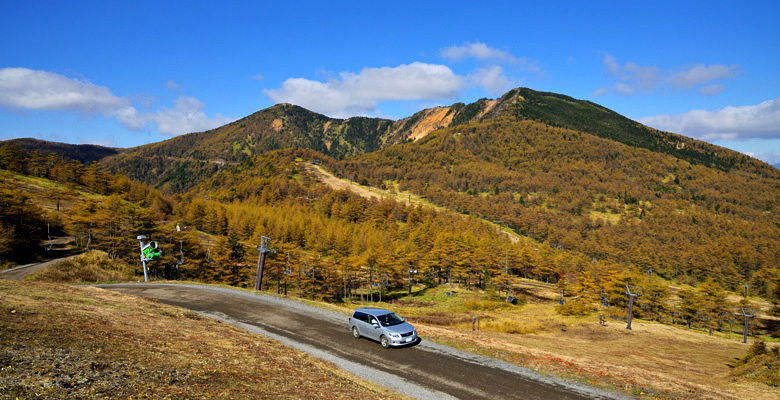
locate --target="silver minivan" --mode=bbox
[349,307,418,349]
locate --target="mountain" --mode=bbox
[4,86,779,305]
[101,87,774,192]
[0,138,120,166]
[152,87,780,294]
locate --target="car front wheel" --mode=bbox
[352,326,360,339]
[380,335,390,349]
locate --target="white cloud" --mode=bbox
[752,151,780,165]
[264,62,465,118]
[594,54,738,96]
[441,42,518,63]
[441,41,542,76]
[0,68,232,136]
[637,97,780,141]
[590,87,609,97]
[147,96,233,136]
[669,64,738,88]
[468,66,514,96]
[699,84,726,96]
[613,82,635,96]
[0,67,129,114]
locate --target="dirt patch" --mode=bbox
[409,107,453,141]
[302,162,383,200]
[476,99,500,120]
[301,162,522,245]
[271,118,283,131]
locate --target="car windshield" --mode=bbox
[376,312,404,326]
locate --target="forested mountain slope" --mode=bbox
[329,117,780,293]
[100,104,398,192]
[0,138,120,166]
[98,87,776,193]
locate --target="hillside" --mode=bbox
[331,117,780,293]
[98,87,775,192]
[0,138,120,166]
[0,280,399,399]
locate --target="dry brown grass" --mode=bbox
[0,280,405,399]
[342,287,780,400]
[25,250,135,284]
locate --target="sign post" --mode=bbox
[137,235,161,282]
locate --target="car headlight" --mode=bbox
[389,333,401,338]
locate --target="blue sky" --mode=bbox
[1,1,779,164]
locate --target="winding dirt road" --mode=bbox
[97,284,626,400]
[0,237,77,280]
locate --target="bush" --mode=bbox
[556,300,596,316]
[27,250,135,284]
[732,341,780,387]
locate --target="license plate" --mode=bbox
[405,338,413,343]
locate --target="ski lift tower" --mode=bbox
[137,235,161,282]
[738,308,755,344]
[625,285,642,330]
[254,236,276,291]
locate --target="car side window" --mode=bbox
[354,312,368,323]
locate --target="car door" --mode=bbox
[365,314,381,341]
[354,312,376,340]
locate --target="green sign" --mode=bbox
[143,242,161,261]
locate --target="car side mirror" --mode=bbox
[372,322,379,328]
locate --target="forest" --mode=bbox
[2,138,779,337]
[3,82,780,340]
[329,118,780,294]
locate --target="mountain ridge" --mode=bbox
[101,87,774,192]
[3,87,775,191]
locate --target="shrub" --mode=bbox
[556,300,596,316]
[732,341,780,386]
[27,250,135,284]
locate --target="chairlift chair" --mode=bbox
[45,224,53,251]
[284,254,293,276]
[176,240,185,267]
[205,246,213,263]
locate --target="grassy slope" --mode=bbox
[306,157,779,398]
[0,279,404,400]
[7,252,779,400]
[339,286,779,400]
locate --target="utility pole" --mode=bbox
[625,285,642,330]
[254,236,275,291]
[738,308,755,344]
[743,284,749,299]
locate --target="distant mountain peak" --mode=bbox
[90,86,776,191]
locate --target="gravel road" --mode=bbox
[96,283,630,400]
